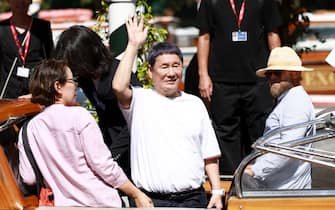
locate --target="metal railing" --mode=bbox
[234,108,335,198]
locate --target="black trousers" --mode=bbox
[210,80,273,175]
[129,187,208,208]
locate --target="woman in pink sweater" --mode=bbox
[18,59,153,207]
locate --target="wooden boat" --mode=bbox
[0,99,41,210]
[2,99,335,210]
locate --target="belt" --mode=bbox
[140,187,204,200]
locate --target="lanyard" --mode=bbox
[229,0,246,30]
[10,18,32,66]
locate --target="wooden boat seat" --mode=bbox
[0,99,41,209]
[0,144,38,210]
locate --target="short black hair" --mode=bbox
[148,42,183,68]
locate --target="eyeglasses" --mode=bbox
[66,77,78,86]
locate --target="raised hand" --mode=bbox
[125,14,149,49]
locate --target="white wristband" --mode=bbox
[211,189,225,196]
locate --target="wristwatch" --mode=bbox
[211,189,225,196]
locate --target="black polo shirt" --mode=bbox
[0,18,54,98]
[197,0,282,83]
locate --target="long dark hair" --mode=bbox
[53,25,113,79]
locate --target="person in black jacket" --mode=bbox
[0,0,53,98]
[53,25,141,178]
[196,0,282,174]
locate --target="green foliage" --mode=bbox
[84,99,99,122]
[93,0,167,88]
[42,0,94,9]
[148,0,194,16]
[92,0,109,42]
[136,0,168,88]
[41,0,97,10]
[89,0,167,118]
[0,1,10,13]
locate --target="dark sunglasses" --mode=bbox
[264,71,282,77]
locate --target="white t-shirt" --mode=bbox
[121,87,221,193]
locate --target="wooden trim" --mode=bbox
[227,196,335,210]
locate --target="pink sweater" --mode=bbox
[18,104,127,207]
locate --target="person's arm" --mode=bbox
[205,158,223,210]
[267,30,281,50]
[249,99,312,179]
[197,31,213,102]
[79,110,153,207]
[112,15,148,108]
[118,179,153,207]
[18,93,32,100]
[250,152,291,179]
[264,0,282,50]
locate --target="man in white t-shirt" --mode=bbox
[112,15,223,209]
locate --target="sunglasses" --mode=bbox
[264,71,282,78]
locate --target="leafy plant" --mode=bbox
[84,98,99,122]
[136,0,168,88]
[93,0,168,88]
[92,0,109,43]
[87,0,167,119]
[0,1,10,13]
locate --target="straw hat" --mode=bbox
[256,46,313,77]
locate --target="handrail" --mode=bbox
[253,113,335,148]
[234,107,335,198]
[0,116,27,132]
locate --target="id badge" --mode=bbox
[17,66,30,78]
[232,31,247,42]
